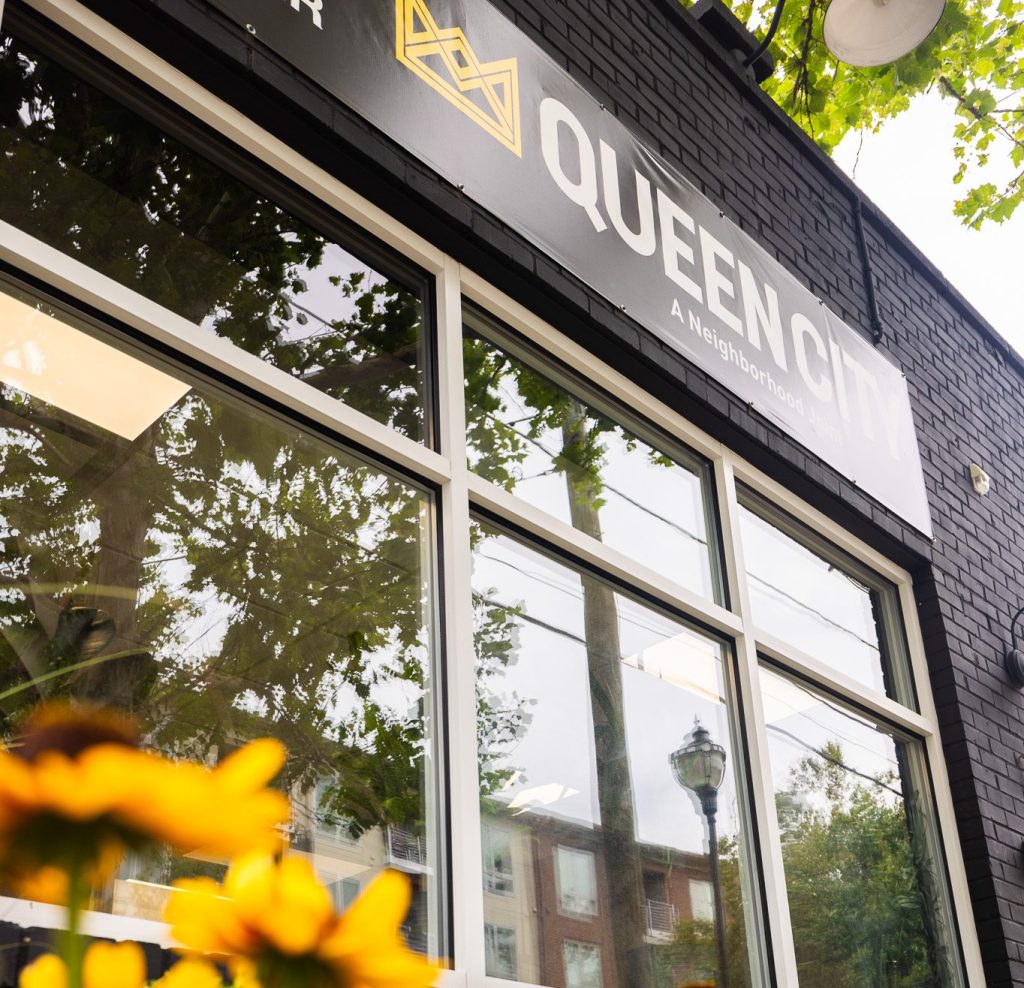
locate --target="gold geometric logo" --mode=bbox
[395,0,522,156]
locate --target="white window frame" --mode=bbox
[0,2,986,985]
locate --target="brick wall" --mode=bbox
[10,0,1024,981]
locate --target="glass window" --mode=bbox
[0,33,431,442]
[485,923,519,980]
[0,280,437,950]
[738,490,912,702]
[472,523,754,988]
[463,307,722,602]
[689,880,715,924]
[556,846,598,917]
[760,666,962,987]
[563,941,603,988]
[483,823,515,896]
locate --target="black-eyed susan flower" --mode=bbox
[0,702,290,902]
[19,944,225,988]
[20,941,145,988]
[165,854,439,988]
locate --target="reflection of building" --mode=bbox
[482,812,719,987]
[112,783,433,956]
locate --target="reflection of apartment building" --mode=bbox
[113,783,432,955]
[482,813,716,987]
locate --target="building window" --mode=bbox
[0,31,433,444]
[485,923,518,980]
[555,846,598,918]
[482,823,515,896]
[0,277,438,936]
[688,879,715,924]
[562,941,602,988]
[463,306,723,603]
[762,666,961,985]
[737,488,914,704]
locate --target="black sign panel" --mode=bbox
[209,0,932,535]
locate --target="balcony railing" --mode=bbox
[386,825,428,867]
[645,899,678,939]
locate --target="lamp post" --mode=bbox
[670,719,729,988]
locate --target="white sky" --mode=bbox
[832,92,1024,355]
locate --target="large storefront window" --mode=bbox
[471,524,754,988]
[0,281,438,946]
[0,9,980,986]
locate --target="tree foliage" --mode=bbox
[688,0,1024,227]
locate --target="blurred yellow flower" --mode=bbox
[19,941,145,988]
[0,703,290,896]
[154,958,226,988]
[166,855,439,988]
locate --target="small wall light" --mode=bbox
[1004,605,1024,688]
[970,463,991,496]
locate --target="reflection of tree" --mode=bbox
[0,32,519,854]
[775,741,952,988]
[466,335,676,988]
[652,837,747,988]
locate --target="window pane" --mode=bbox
[0,34,429,441]
[0,282,438,952]
[563,941,603,988]
[738,494,909,700]
[464,311,722,602]
[486,923,519,980]
[473,524,755,988]
[760,667,963,988]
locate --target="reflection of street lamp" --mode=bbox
[670,719,729,988]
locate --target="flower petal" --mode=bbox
[83,941,146,988]
[19,954,66,988]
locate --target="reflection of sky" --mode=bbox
[740,506,885,693]
[468,352,716,598]
[761,667,905,816]
[474,533,743,855]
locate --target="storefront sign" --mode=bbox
[208,0,933,535]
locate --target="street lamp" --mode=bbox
[670,719,729,988]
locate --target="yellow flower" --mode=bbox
[166,855,439,988]
[19,942,146,988]
[154,958,226,988]
[0,702,290,896]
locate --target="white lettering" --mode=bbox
[291,0,323,28]
[540,98,607,232]
[599,141,656,256]
[738,261,787,371]
[842,350,883,442]
[656,189,702,303]
[792,312,832,402]
[699,227,742,334]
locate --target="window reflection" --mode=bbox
[472,525,753,988]
[761,667,960,987]
[0,284,437,951]
[738,495,907,699]
[464,310,721,602]
[0,34,428,441]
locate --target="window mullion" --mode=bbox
[714,455,800,988]
[898,584,987,985]
[436,257,487,982]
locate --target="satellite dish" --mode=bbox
[823,0,946,67]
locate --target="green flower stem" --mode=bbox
[62,863,87,988]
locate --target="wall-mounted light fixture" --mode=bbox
[970,463,991,496]
[1004,605,1024,688]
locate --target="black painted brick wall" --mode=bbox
[10,0,1024,981]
